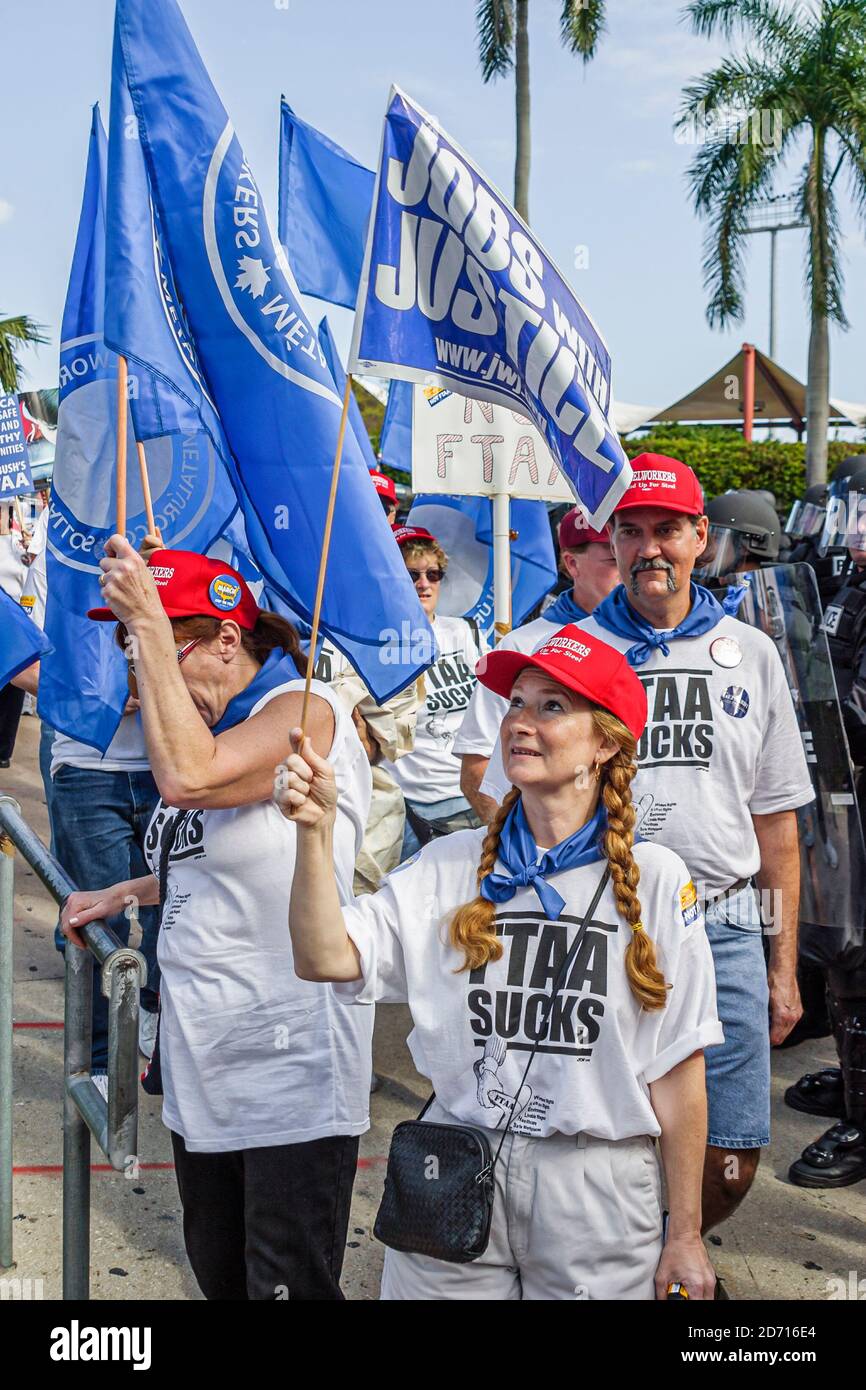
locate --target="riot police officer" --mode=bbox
[787,465,866,1187]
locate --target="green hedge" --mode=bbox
[623,425,866,510]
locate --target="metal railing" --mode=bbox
[0,794,147,1299]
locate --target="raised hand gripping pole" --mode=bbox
[299,374,354,736]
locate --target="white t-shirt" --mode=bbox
[338,831,722,1140]
[385,614,486,804]
[19,509,48,628]
[452,614,562,762]
[0,533,27,602]
[143,678,374,1152]
[482,613,814,897]
[51,713,151,776]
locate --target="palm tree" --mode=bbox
[0,313,48,394]
[679,0,866,485]
[476,0,607,222]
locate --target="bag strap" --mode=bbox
[157,810,185,910]
[487,864,611,1173]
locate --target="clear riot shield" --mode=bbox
[734,563,866,968]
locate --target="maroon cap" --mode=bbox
[477,624,647,740]
[88,550,259,629]
[558,507,612,549]
[615,453,704,516]
[370,469,397,504]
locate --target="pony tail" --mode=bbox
[450,787,520,973]
[595,715,669,1012]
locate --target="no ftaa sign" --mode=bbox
[411,386,574,502]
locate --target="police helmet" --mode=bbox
[699,490,780,575]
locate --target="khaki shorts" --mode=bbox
[380,1104,663,1301]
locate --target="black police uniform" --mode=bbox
[788,565,866,1186]
[787,537,849,609]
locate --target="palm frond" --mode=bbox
[0,314,49,393]
[560,0,607,61]
[682,0,809,59]
[797,145,848,327]
[476,0,515,81]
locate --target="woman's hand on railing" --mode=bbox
[60,885,128,950]
[273,727,338,828]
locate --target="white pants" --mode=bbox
[380,1110,663,1301]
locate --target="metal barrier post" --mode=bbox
[0,815,15,1271]
[0,795,146,1299]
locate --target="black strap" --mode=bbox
[488,865,611,1171]
[157,810,185,909]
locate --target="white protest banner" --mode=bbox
[411,385,574,502]
[0,393,33,496]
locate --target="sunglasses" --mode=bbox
[127,636,202,674]
[407,568,444,584]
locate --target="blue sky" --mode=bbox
[2,0,865,425]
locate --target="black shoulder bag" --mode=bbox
[373,865,611,1264]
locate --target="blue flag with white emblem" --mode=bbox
[0,588,53,690]
[278,101,374,310]
[350,88,631,528]
[38,108,131,751]
[111,0,433,701]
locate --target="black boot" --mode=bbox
[784,1068,845,1119]
[788,1122,866,1188]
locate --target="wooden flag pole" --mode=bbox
[116,355,129,534]
[299,373,354,736]
[136,441,157,538]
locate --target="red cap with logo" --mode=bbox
[558,507,612,549]
[476,624,647,740]
[392,525,437,548]
[370,469,397,504]
[614,453,704,516]
[87,550,260,630]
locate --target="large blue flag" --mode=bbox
[350,88,631,528]
[379,378,413,473]
[112,0,433,701]
[317,316,377,472]
[0,589,53,690]
[39,108,131,751]
[278,101,374,310]
[408,494,556,634]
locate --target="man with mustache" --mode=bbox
[479,454,813,1240]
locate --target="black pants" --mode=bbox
[170,1131,360,1300]
[0,682,25,762]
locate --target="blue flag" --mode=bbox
[112,0,433,702]
[317,316,377,471]
[379,378,412,474]
[38,108,131,751]
[350,88,631,528]
[0,589,53,690]
[278,101,375,310]
[408,494,555,634]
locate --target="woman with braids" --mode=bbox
[60,539,373,1301]
[275,624,722,1300]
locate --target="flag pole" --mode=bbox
[116,355,128,534]
[136,441,156,538]
[299,374,353,735]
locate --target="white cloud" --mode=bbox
[0,200,14,224]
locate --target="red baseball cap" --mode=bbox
[614,453,704,516]
[392,525,437,548]
[476,624,647,740]
[370,469,397,504]
[558,507,612,549]
[88,550,260,629]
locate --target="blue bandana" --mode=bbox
[211,648,303,734]
[543,588,589,627]
[480,799,607,921]
[592,581,737,667]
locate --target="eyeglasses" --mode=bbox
[407,568,444,584]
[127,636,202,673]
